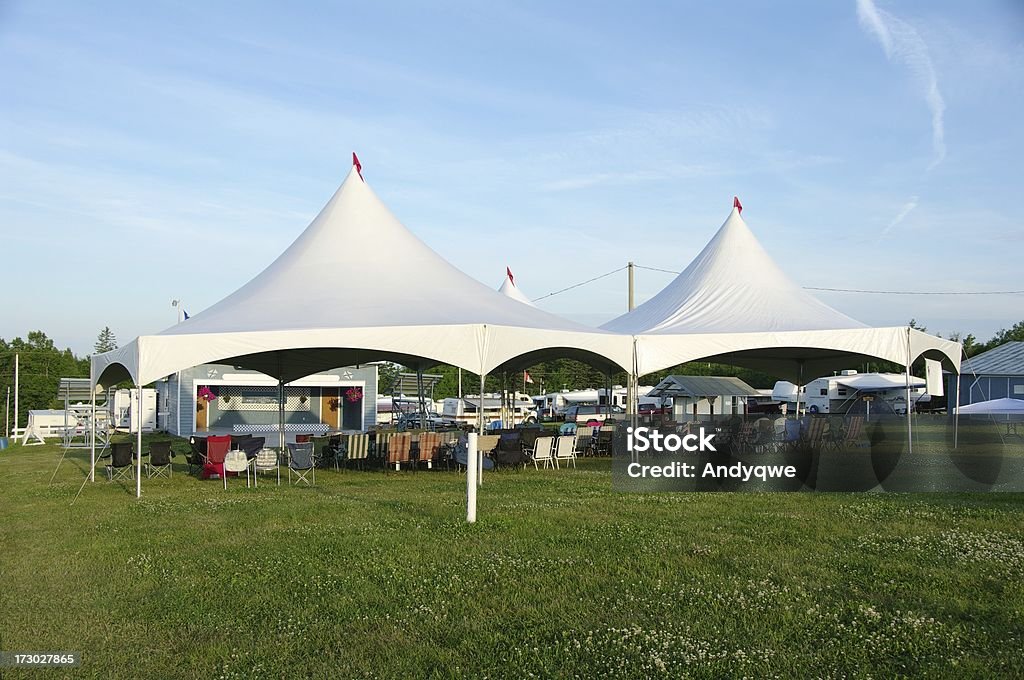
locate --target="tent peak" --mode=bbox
[352,152,363,181]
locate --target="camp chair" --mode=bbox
[311,435,336,469]
[417,432,442,470]
[554,435,577,469]
[146,441,175,478]
[780,418,802,450]
[374,431,396,465]
[387,433,412,471]
[594,426,615,456]
[802,417,828,451]
[223,449,250,490]
[230,434,253,452]
[754,418,776,454]
[529,436,555,470]
[251,447,280,486]
[202,435,232,479]
[106,442,135,482]
[574,426,594,457]
[345,433,370,470]
[840,415,865,450]
[494,433,528,470]
[287,442,316,486]
[476,435,500,458]
[186,436,207,475]
[239,436,265,460]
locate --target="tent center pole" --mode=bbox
[136,384,143,499]
[278,378,285,453]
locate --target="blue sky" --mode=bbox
[2,0,1022,356]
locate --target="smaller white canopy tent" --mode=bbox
[957,398,1024,415]
[835,373,926,391]
[603,203,962,380]
[497,267,534,306]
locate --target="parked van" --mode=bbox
[564,404,624,424]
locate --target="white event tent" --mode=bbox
[91,163,633,495]
[603,203,962,382]
[91,165,963,497]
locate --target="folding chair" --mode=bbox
[417,432,442,470]
[529,436,555,470]
[574,426,594,457]
[146,441,175,478]
[106,442,135,482]
[186,436,207,475]
[251,447,280,486]
[202,435,232,479]
[311,435,336,469]
[223,449,250,490]
[345,433,370,470]
[287,442,316,486]
[553,435,577,469]
[387,433,412,472]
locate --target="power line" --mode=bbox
[532,266,628,302]
[633,264,681,275]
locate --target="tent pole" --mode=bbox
[13,353,18,442]
[89,385,96,482]
[466,432,478,523]
[906,327,913,455]
[136,384,143,499]
[278,378,285,453]
[953,383,959,449]
[794,361,804,419]
[478,372,485,487]
[416,368,425,425]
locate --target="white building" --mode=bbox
[156,363,377,436]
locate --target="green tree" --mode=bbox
[94,326,118,354]
[986,320,1024,350]
[0,331,90,429]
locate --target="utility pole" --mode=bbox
[627,261,635,311]
[13,353,18,439]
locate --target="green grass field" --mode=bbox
[2,435,1023,678]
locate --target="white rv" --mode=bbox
[443,393,538,425]
[777,371,928,415]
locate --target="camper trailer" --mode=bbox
[443,393,538,426]
[778,371,928,415]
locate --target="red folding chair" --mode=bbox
[202,435,231,479]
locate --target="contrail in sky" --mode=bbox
[857,0,946,170]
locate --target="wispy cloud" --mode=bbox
[878,195,919,240]
[856,0,946,170]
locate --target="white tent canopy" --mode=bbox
[957,398,1024,415]
[603,204,962,380]
[92,165,633,390]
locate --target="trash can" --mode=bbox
[0,437,9,450]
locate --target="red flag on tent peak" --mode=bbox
[733,196,743,214]
[352,152,363,181]
[507,267,515,285]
